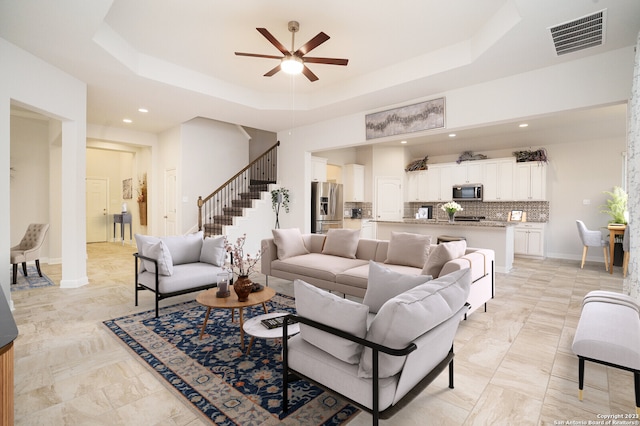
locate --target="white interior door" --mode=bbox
[86,178,108,243]
[375,177,402,221]
[164,169,177,236]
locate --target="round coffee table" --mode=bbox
[242,312,300,355]
[196,286,276,350]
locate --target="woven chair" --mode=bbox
[576,220,609,271]
[11,223,50,284]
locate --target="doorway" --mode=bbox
[375,177,402,221]
[164,169,177,236]
[86,178,109,243]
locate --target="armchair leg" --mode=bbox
[35,259,43,277]
[12,264,17,284]
[21,262,28,276]
[603,247,609,272]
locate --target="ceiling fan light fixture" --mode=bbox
[281,56,304,75]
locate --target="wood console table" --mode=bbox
[0,290,18,425]
[607,223,626,274]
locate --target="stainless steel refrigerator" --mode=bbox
[311,182,344,233]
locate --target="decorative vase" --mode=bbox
[138,201,147,226]
[448,211,455,223]
[234,275,253,302]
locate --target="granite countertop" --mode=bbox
[373,219,521,228]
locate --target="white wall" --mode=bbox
[1,38,87,305]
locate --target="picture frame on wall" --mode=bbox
[122,178,133,199]
[508,210,525,222]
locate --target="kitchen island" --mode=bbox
[374,219,518,273]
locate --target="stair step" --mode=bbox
[213,215,234,225]
[239,192,262,200]
[204,223,223,236]
[232,199,254,208]
[222,207,244,216]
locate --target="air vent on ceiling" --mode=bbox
[549,9,606,56]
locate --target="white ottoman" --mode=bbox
[572,290,640,414]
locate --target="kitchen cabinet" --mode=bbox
[514,222,545,257]
[344,164,365,202]
[425,165,449,202]
[514,162,547,200]
[311,156,327,182]
[406,170,429,201]
[483,159,515,201]
[450,162,484,185]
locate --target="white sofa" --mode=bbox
[133,232,227,317]
[282,268,472,425]
[261,229,494,316]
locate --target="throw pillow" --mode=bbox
[199,236,226,266]
[142,240,174,276]
[134,234,160,272]
[421,240,467,278]
[358,268,471,379]
[294,279,369,364]
[321,228,360,259]
[161,231,204,265]
[363,261,433,314]
[384,232,432,268]
[272,228,309,260]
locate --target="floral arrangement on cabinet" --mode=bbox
[224,234,261,277]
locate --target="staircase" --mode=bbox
[198,142,279,238]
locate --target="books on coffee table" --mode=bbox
[261,315,298,329]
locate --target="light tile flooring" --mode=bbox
[10,242,636,425]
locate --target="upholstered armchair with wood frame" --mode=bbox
[576,220,609,271]
[10,223,50,284]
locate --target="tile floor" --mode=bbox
[9,242,636,425]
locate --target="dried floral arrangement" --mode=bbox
[456,151,487,164]
[512,148,548,163]
[405,156,429,172]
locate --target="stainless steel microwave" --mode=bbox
[452,184,483,201]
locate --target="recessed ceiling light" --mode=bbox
[448,133,456,138]
[138,108,148,113]
[519,123,528,128]
[123,118,132,123]
[400,140,407,144]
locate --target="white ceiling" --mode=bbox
[1,0,639,154]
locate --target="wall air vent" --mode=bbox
[549,9,606,56]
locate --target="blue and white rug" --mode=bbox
[11,265,55,291]
[103,295,359,425]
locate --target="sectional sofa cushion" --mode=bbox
[272,228,309,260]
[363,261,433,314]
[384,232,432,268]
[142,240,174,276]
[161,231,204,265]
[421,240,467,278]
[322,229,360,259]
[294,279,370,364]
[199,236,226,266]
[358,268,471,378]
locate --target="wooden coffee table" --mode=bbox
[196,286,276,349]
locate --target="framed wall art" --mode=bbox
[365,97,445,139]
[122,178,133,199]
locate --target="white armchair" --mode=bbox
[11,223,49,284]
[576,220,609,271]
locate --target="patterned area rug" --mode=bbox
[103,294,359,425]
[10,265,55,291]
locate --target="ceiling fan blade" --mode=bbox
[303,57,349,66]
[301,65,319,82]
[295,32,330,56]
[235,52,283,60]
[264,64,282,77]
[256,28,290,55]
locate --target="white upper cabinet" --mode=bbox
[450,162,484,185]
[514,162,547,201]
[344,164,365,202]
[311,156,328,182]
[483,159,515,201]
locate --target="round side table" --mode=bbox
[242,312,300,355]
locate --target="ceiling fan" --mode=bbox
[234,21,348,82]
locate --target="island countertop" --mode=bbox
[373,219,522,228]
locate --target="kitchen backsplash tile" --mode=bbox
[405,201,549,222]
[345,201,373,218]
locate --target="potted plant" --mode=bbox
[224,234,262,301]
[600,186,628,224]
[271,188,290,229]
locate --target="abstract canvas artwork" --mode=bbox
[122,178,132,199]
[365,97,445,139]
